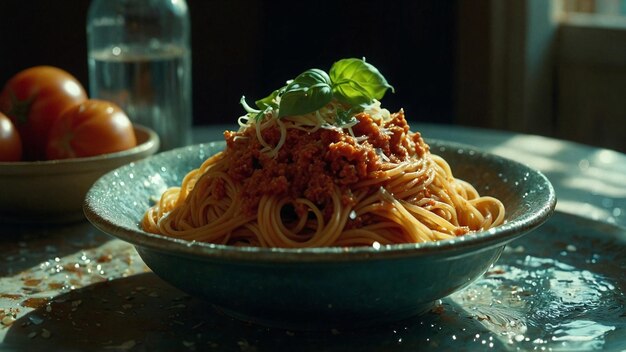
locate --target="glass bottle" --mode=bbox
[86,0,192,151]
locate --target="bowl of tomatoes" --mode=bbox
[0,66,160,224]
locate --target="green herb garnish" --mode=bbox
[330,58,393,106]
[242,58,393,121]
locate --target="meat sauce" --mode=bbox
[222,110,429,217]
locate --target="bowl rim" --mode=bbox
[0,124,159,175]
[84,139,557,263]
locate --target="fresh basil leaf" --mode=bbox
[255,87,283,110]
[330,58,394,105]
[278,69,333,117]
[241,59,393,122]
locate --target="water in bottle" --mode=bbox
[87,0,192,151]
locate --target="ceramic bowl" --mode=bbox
[0,125,159,224]
[83,140,556,330]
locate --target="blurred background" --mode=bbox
[1,0,624,152]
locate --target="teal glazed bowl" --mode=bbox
[84,140,556,330]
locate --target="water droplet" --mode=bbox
[602,198,614,208]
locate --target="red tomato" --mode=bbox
[46,99,137,159]
[0,66,87,160]
[0,112,22,161]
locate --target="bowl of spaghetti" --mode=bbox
[0,124,159,224]
[84,59,556,329]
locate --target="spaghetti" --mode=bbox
[141,99,505,248]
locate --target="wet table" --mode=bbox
[1,123,624,351]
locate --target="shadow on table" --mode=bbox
[3,272,498,352]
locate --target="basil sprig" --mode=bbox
[278,68,333,117]
[330,58,393,106]
[244,58,393,120]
